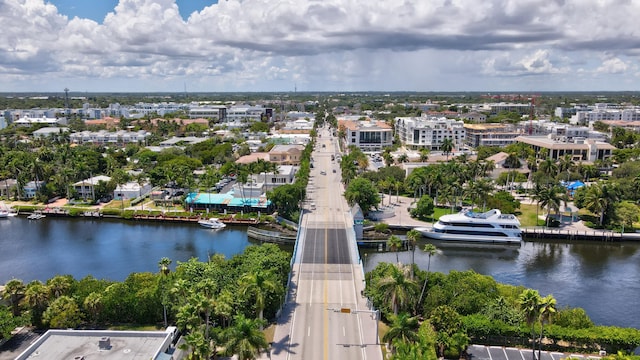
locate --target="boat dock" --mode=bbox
[521,227,640,242]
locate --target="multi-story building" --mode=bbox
[69,130,151,145]
[395,116,465,151]
[268,144,305,165]
[225,104,272,123]
[338,117,393,152]
[463,123,521,148]
[73,175,112,200]
[188,105,227,120]
[515,136,615,162]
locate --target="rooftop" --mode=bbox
[16,329,172,360]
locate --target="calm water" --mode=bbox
[362,239,640,329]
[0,216,256,283]
[1,217,639,328]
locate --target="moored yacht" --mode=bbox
[198,218,226,230]
[416,209,521,244]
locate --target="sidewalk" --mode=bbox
[378,194,431,228]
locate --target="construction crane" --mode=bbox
[528,95,537,135]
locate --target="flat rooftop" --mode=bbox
[16,329,172,360]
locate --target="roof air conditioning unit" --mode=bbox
[99,337,111,350]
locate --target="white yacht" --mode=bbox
[198,218,226,230]
[416,209,522,244]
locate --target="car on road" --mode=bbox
[320,170,326,175]
[332,169,336,173]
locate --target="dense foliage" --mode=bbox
[0,243,291,358]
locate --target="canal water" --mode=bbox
[1,217,639,328]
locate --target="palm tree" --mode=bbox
[239,270,278,331]
[158,257,172,327]
[222,314,269,360]
[378,264,419,316]
[397,153,409,164]
[2,278,25,316]
[382,312,420,351]
[180,330,213,360]
[46,275,71,299]
[83,292,103,325]
[24,280,49,325]
[387,235,403,264]
[537,295,557,358]
[417,244,437,311]
[406,229,421,279]
[538,185,563,227]
[538,158,558,182]
[583,182,621,226]
[419,148,430,162]
[519,289,542,358]
[441,138,454,160]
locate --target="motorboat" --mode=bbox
[0,202,17,218]
[416,208,521,244]
[27,212,46,220]
[198,218,226,230]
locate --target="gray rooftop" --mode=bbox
[16,329,173,360]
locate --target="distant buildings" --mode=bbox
[69,130,151,145]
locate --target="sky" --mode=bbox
[2,0,640,93]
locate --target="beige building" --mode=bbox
[464,123,522,148]
[515,136,615,162]
[268,144,305,165]
[339,118,393,152]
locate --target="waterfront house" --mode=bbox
[73,175,111,200]
[113,181,152,200]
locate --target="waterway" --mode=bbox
[1,217,639,329]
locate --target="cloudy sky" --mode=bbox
[2,0,640,93]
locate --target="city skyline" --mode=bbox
[2,0,640,93]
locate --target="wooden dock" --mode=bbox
[521,227,640,242]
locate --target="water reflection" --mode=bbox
[361,239,640,328]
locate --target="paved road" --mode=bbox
[269,126,382,360]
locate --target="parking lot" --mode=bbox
[468,345,601,360]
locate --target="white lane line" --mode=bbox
[343,326,345,337]
[308,326,311,337]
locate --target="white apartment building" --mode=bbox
[395,116,465,151]
[69,130,151,145]
[338,117,394,152]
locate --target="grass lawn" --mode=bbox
[517,203,544,227]
[108,324,163,331]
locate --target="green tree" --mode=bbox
[440,138,454,160]
[24,280,49,326]
[387,235,403,264]
[429,304,465,358]
[83,292,103,325]
[537,295,557,358]
[344,177,381,215]
[411,195,434,220]
[519,289,542,358]
[616,202,639,232]
[42,295,83,328]
[406,229,421,279]
[417,244,438,312]
[378,264,419,316]
[158,257,172,327]
[222,314,269,360]
[2,279,25,316]
[583,182,621,226]
[180,329,214,360]
[390,320,438,360]
[382,312,420,351]
[239,270,278,331]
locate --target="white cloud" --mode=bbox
[596,57,629,74]
[1,0,640,91]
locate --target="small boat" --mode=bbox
[198,218,226,230]
[0,202,17,218]
[27,212,46,220]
